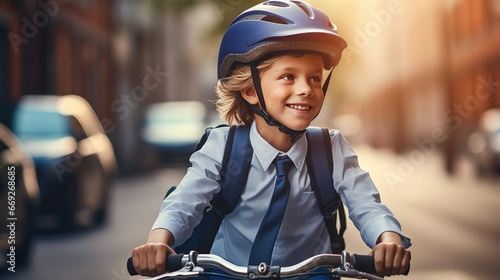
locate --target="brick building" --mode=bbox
[0,0,168,173]
[0,0,115,126]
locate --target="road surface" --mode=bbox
[3,146,500,280]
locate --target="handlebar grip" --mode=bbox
[351,254,411,275]
[126,257,137,276]
[127,254,185,276]
[351,254,376,273]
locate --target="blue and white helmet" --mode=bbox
[217,0,348,79]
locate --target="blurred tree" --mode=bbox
[148,0,262,34]
[208,0,263,34]
[149,0,203,14]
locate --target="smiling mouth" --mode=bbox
[287,104,311,111]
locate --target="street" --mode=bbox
[3,145,500,280]
[343,145,500,280]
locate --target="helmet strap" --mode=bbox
[249,62,306,144]
[311,68,334,120]
[322,69,333,94]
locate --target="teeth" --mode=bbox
[288,104,310,110]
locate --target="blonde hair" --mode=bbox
[215,56,281,125]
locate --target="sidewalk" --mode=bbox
[343,144,500,280]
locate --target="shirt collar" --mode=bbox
[249,122,307,172]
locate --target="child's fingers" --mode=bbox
[154,244,170,275]
[382,244,397,276]
[157,244,177,274]
[399,249,412,275]
[371,245,387,276]
[131,250,142,276]
[132,243,170,277]
[390,245,406,275]
[133,246,152,277]
[372,242,411,277]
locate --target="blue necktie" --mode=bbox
[249,155,294,265]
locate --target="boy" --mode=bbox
[132,1,411,278]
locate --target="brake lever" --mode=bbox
[335,252,384,280]
[149,271,201,280]
[150,251,205,280]
[333,269,384,280]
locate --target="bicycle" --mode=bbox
[127,250,386,280]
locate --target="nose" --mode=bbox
[296,78,313,97]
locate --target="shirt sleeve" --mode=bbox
[151,127,229,247]
[330,130,412,249]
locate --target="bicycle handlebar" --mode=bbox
[127,251,379,279]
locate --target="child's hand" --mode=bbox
[370,231,411,277]
[131,243,176,277]
[131,229,176,277]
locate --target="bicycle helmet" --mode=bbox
[217,0,348,143]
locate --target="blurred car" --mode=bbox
[141,101,207,161]
[12,95,118,230]
[0,123,40,270]
[466,108,500,177]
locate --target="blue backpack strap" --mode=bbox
[199,125,252,253]
[212,125,253,216]
[175,125,253,254]
[306,127,346,254]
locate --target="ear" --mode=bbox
[241,86,259,105]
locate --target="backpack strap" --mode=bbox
[212,125,253,216]
[306,127,346,254]
[195,124,228,151]
[195,125,253,253]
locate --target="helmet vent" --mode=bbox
[238,14,287,25]
[263,1,290,8]
[261,15,288,24]
[239,15,266,22]
[291,1,312,18]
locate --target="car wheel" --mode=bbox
[60,177,78,230]
[94,183,110,225]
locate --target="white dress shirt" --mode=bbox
[152,122,411,266]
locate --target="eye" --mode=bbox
[310,76,322,83]
[280,74,295,81]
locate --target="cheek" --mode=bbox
[314,93,326,111]
[318,93,325,104]
[267,91,290,109]
[262,83,288,102]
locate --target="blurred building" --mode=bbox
[443,0,500,173]
[334,0,500,174]
[0,0,185,174]
[0,0,115,124]
[0,0,225,174]
[0,0,125,175]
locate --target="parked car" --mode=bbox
[12,95,118,230]
[0,123,40,271]
[466,108,500,177]
[141,101,207,161]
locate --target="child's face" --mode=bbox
[256,53,325,131]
